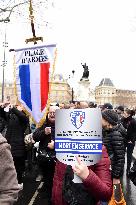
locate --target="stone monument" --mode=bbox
[80,63,89,81]
[75,63,95,102]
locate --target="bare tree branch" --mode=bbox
[0,0,28,22]
[8,1,29,18]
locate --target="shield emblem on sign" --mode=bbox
[70,111,85,129]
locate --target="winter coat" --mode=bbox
[5,107,29,157]
[102,124,125,179]
[33,120,55,152]
[0,106,6,133]
[52,146,112,205]
[0,117,6,133]
[122,116,136,143]
[0,133,19,204]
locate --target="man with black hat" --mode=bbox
[102,103,113,111]
[102,109,126,201]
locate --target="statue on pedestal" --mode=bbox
[80,63,89,81]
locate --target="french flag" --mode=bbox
[19,62,50,112]
[15,44,56,124]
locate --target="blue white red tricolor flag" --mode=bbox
[14,44,56,125]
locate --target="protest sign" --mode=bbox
[55,108,102,182]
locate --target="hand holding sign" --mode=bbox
[48,140,54,150]
[72,156,89,180]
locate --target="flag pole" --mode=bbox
[25,0,43,44]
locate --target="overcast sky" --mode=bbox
[0,0,136,90]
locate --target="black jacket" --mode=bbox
[33,120,55,152]
[122,116,136,143]
[0,106,7,133]
[5,107,29,157]
[102,124,125,179]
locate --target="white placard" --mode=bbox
[55,108,102,182]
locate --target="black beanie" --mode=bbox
[102,109,119,126]
[103,103,113,110]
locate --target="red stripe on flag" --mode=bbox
[40,62,50,111]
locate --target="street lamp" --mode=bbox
[67,70,75,103]
[1,22,8,102]
[71,70,75,102]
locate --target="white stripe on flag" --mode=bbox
[29,63,41,123]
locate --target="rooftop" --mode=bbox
[99,78,114,87]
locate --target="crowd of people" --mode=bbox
[0,100,136,205]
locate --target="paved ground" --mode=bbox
[123,157,136,205]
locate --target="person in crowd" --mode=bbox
[129,159,136,186]
[59,103,65,109]
[132,108,136,120]
[102,109,125,185]
[0,133,20,204]
[121,108,136,176]
[0,103,7,136]
[102,103,113,111]
[98,105,103,110]
[116,106,124,122]
[73,101,89,109]
[33,105,59,204]
[64,103,71,109]
[52,145,112,205]
[30,123,36,133]
[88,102,97,108]
[80,101,89,109]
[75,101,81,109]
[4,104,29,189]
[69,102,75,109]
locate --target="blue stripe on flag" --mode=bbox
[19,64,32,111]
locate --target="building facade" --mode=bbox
[95,78,136,108]
[1,77,136,108]
[0,74,72,104]
[49,74,72,103]
[0,83,15,104]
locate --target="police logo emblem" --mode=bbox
[70,111,85,129]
